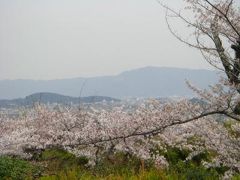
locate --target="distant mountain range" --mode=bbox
[0,67,220,99]
[0,93,119,108]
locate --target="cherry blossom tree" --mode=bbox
[0,97,239,174]
[161,0,240,79]
[160,0,240,113]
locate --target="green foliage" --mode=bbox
[150,146,190,164]
[39,150,157,179]
[34,148,88,179]
[0,147,234,179]
[186,135,205,147]
[232,174,240,180]
[37,148,91,179]
[191,150,218,165]
[213,166,230,175]
[92,151,151,177]
[39,168,81,180]
[40,168,167,180]
[0,156,36,180]
[165,148,227,180]
[151,146,227,180]
[42,149,88,167]
[162,147,190,164]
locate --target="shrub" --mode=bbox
[92,152,146,177]
[39,148,88,173]
[0,156,35,179]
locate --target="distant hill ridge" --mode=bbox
[0,93,119,108]
[0,67,220,99]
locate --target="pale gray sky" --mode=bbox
[0,0,211,80]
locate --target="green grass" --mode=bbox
[0,147,239,179]
[0,156,38,179]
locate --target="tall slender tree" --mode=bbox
[160,0,240,114]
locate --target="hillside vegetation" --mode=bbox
[1,147,239,179]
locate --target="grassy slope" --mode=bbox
[1,147,239,180]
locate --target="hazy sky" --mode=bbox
[0,0,212,80]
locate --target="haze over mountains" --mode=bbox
[0,67,220,99]
[0,93,119,108]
